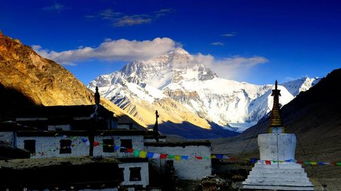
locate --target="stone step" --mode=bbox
[252,167,305,173]
[243,178,313,186]
[244,176,311,184]
[246,175,310,182]
[249,170,308,177]
[254,163,304,169]
[243,184,314,191]
[247,175,310,182]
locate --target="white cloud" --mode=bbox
[33,37,268,80]
[221,33,236,37]
[33,38,177,65]
[114,15,152,27]
[42,3,66,12]
[86,8,174,27]
[191,53,268,80]
[210,42,224,46]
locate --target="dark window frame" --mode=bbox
[120,139,132,152]
[60,139,72,154]
[129,167,141,181]
[24,140,36,154]
[103,138,115,152]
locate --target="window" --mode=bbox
[129,167,141,181]
[24,140,36,153]
[120,139,132,152]
[60,139,72,154]
[103,139,115,152]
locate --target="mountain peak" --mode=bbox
[282,77,320,96]
[167,48,190,56]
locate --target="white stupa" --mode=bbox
[242,81,314,190]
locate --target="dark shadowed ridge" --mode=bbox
[157,121,239,139]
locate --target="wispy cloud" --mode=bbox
[32,38,177,65]
[154,8,174,17]
[221,33,236,37]
[210,42,224,46]
[114,15,152,27]
[99,9,122,20]
[42,3,66,12]
[86,8,174,27]
[192,54,268,80]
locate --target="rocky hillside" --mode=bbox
[0,33,141,125]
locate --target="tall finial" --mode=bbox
[153,110,160,141]
[270,80,283,128]
[95,86,100,105]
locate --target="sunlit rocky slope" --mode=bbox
[0,33,140,126]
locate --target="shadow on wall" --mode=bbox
[156,121,240,139]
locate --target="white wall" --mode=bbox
[258,133,296,160]
[145,145,212,180]
[143,138,166,143]
[0,132,15,146]
[118,162,149,188]
[16,135,144,159]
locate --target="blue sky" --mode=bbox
[1,0,340,85]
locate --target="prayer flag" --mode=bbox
[215,154,224,159]
[175,155,181,160]
[181,156,189,160]
[265,160,271,165]
[126,148,133,153]
[93,141,100,147]
[318,162,328,165]
[310,161,317,165]
[147,152,154,158]
[139,151,147,158]
[168,155,175,159]
[152,153,160,159]
[250,158,257,163]
[160,154,168,159]
[133,150,140,157]
[195,156,203,160]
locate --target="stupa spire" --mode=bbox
[153,110,160,141]
[95,86,100,105]
[270,80,283,127]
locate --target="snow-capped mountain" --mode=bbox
[282,77,320,96]
[89,48,319,133]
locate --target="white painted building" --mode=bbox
[13,130,144,159]
[0,129,150,189]
[119,158,150,188]
[145,141,212,180]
